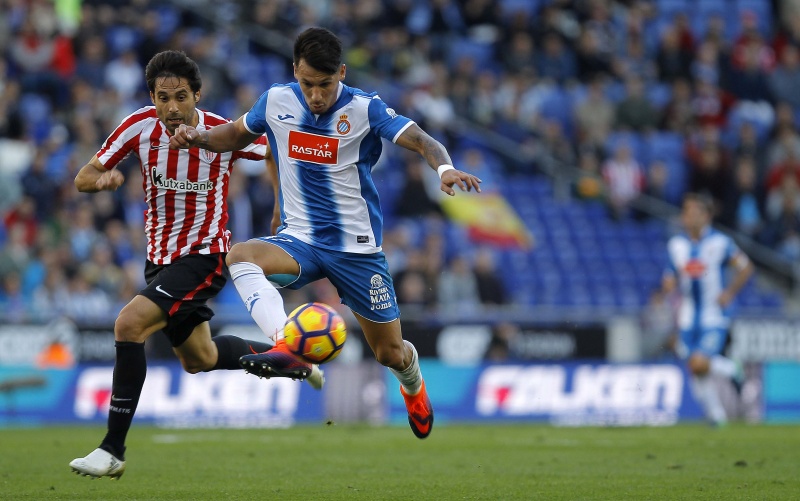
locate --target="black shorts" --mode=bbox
[140,253,227,347]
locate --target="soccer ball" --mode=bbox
[283,302,347,364]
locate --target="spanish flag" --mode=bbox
[440,192,534,249]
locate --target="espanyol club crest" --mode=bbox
[336,114,351,135]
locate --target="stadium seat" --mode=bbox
[735,0,773,36]
[499,0,541,18]
[154,6,181,42]
[447,38,495,69]
[605,131,649,165]
[105,25,141,58]
[646,83,673,111]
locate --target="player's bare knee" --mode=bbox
[374,345,405,370]
[226,242,257,266]
[114,312,146,343]
[180,357,209,374]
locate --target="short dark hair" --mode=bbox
[683,192,714,214]
[293,27,342,74]
[144,50,202,94]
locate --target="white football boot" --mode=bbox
[306,364,325,390]
[69,448,126,479]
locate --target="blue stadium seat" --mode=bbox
[646,83,673,111]
[447,38,495,69]
[499,0,541,18]
[735,0,773,36]
[262,55,289,85]
[605,131,649,165]
[18,93,52,142]
[656,0,692,16]
[154,6,181,42]
[105,25,141,57]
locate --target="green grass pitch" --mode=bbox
[0,423,798,500]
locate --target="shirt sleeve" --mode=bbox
[96,110,149,170]
[235,134,268,161]
[243,90,269,135]
[367,95,414,143]
[725,238,750,270]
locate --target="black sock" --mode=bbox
[100,341,146,460]
[209,335,272,370]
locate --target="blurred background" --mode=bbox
[1,0,799,428]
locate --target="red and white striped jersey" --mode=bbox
[96,106,267,264]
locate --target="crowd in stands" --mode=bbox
[0,0,796,322]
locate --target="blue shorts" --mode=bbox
[678,327,728,358]
[256,234,400,323]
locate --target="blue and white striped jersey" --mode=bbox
[666,228,749,330]
[243,82,414,254]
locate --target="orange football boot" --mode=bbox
[400,379,434,439]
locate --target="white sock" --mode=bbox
[690,375,727,424]
[710,355,737,378]
[390,340,422,395]
[229,262,288,342]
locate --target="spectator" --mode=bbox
[728,43,774,103]
[104,49,143,101]
[644,160,671,204]
[473,247,506,305]
[691,80,736,129]
[80,241,127,300]
[535,119,576,174]
[768,45,800,109]
[74,35,107,89]
[575,76,615,149]
[765,149,800,193]
[613,35,656,83]
[688,143,731,218]
[723,156,764,238]
[691,41,722,87]
[0,223,32,282]
[61,267,113,322]
[20,151,60,220]
[575,26,612,82]
[437,254,480,310]
[0,272,27,322]
[536,32,577,84]
[656,25,692,83]
[394,160,443,219]
[765,103,800,169]
[615,75,660,131]
[393,249,434,308]
[573,149,604,201]
[602,142,645,220]
[762,176,800,260]
[732,121,766,180]
[3,197,39,247]
[503,32,535,74]
[660,78,694,133]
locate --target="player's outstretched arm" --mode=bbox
[395,124,482,196]
[75,156,124,193]
[170,116,260,153]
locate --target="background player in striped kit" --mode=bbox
[171,28,482,439]
[68,50,322,479]
[663,193,754,426]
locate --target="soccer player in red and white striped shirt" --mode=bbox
[68,50,321,479]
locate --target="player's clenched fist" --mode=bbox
[170,124,202,149]
[96,169,125,191]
